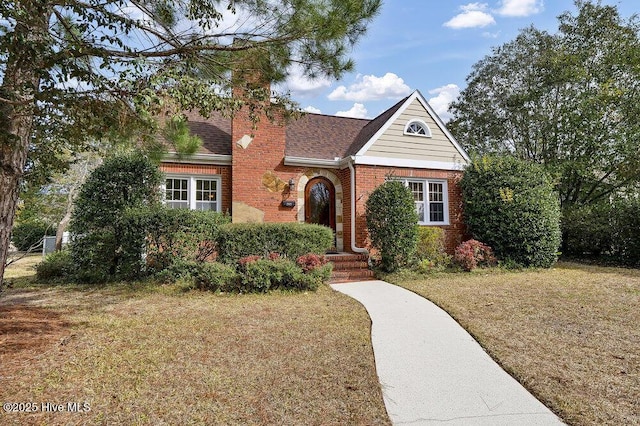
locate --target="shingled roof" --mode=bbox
[181,96,409,160]
[284,114,369,159]
[183,110,232,156]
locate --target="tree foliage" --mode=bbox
[365,180,419,272]
[449,1,640,211]
[460,156,562,268]
[0,0,382,288]
[69,152,163,281]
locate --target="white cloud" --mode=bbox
[282,65,332,98]
[444,3,496,29]
[328,73,411,102]
[482,30,502,38]
[303,105,322,114]
[336,103,368,119]
[428,84,461,123]
[496,0,544,17]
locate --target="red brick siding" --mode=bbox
[352,165,466,254]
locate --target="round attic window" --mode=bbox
[404,119,432,137]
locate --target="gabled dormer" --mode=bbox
[352,90,469,170]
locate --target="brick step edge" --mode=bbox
[325,254,369,262]
[329,269,376,283]
[331,261,369,270]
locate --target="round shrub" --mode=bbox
[460,156,561,268]
[36,250,73,280]
[453,239,497,271]
[195,262,239,291]
[365,180,419,272]
[415,227,451,269]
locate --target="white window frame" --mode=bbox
[403,119,432,137]
[163,175,222,212]
[396,178,449,225]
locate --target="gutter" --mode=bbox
[347,157,369,255]
[283,155,342,169]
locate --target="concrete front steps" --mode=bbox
[327,253,375,283]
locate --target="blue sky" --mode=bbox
[281,0,638,122]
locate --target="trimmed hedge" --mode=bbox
[122,207,231,274]
[460,156,561,268]
[217,223,333,263]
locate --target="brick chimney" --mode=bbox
[230,46,287,223]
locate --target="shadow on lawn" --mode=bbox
[0,304,71,357]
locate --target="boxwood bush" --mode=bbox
[36,250,74,280]
[460,156,561,268]
[217,223,333,263]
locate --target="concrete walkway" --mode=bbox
[331,280,564,426]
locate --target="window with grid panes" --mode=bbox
[396,178,448,225]
[164,176,221,211]
[165,178,189,209]
[195,179,218,211]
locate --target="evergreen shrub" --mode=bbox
[365,180,418,272]
[460,156,561,268]
[217,223,333,263]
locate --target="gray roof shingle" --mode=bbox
[180,97,409,160]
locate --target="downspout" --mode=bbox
[348,157,369,254]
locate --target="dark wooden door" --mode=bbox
[304,177,336,232]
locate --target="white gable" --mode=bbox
[354,91,469,170]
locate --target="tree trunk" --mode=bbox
[55,212,72,251]
[0,1,50,291]
[0,102,34,292]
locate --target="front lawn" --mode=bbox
[0,257,389,425]
[386,262,640,426]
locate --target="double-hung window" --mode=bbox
[164,175,221,211]
[397,178,448,225]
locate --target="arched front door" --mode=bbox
[305,177,336,233]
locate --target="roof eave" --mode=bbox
[162,152,232,165]
[283,156,349,169]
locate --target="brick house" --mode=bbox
[160,89,470,255]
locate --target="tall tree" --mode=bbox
[449,0,640,210]
[0,0,381,289]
